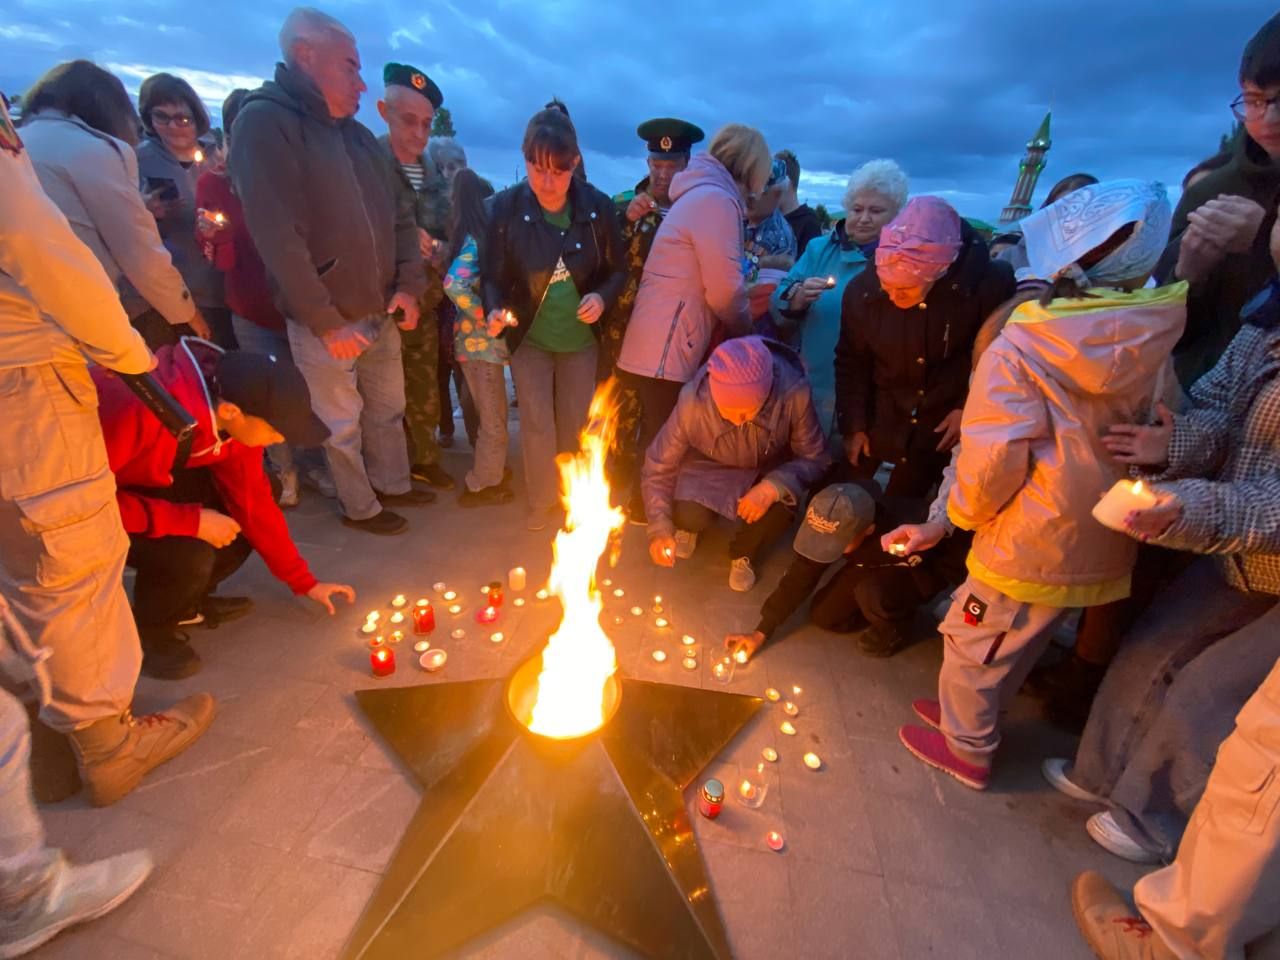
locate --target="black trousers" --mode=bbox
[131,307,236,350]
[124,468,252,632]
[850,436,950,500]
[673,499,794,565]
[623,372,684,467]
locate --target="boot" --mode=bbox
[139,629,201,680]
[68,694,216,807]
[0,849,153,959]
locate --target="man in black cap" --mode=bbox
[603,117,705,519]
[376,62,455,492]
[93,338,356,679]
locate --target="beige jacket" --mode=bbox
[20,112,196,327]
[0,118,151,373]
[948,284,1187,606]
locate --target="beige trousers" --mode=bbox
[1135,656,1280,960]
[0,362,140,732]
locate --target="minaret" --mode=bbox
[999,112,1051,224]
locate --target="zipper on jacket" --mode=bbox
[656,300,686,379]
[341,135,381,304]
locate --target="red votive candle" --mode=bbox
[476,605,498,625]
[371,646,395,678]
[487,581,504,607]
[413,600,435,635]
[697,779,724,820]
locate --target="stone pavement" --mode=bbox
[29,442,1277,960]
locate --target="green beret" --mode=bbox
[637,118,705,158]
[383,62,443,109]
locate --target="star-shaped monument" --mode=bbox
[341,654,762,959]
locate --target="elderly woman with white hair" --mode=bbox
[769,158,909,438]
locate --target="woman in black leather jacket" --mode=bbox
[481,108,625,530]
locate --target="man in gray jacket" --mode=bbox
[231,7,429,536]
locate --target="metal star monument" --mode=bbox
[341,654,763,959]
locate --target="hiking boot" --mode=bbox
[1070,871,1178,960]
[1042,758,1105,803]
[200,595,253,628]
[729,557,756,593]
[375,487,436,507]
[898,724,990,790]
[674,530,698,559]
[342,509,408,536]
[0,849,154,959]
[911,699,942,730]
[300,465,337,499]
[278,468,300,508]
[1086,812,1162,864]
[458,484,514,508]
[139,630,201,680]
[411,463,456,490]
[69,694,217,807]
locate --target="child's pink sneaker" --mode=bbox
[898,725,991,790]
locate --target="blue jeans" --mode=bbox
[287,317,411,521]
[1070,558,1280,857]
[509,342,597,515]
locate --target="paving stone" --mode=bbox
[301,764,422,872]
[884,877,1002,960]
[235,856,381,959]
[789,863,902,960]
[210,745,349,851]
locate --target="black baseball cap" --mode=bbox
[214,351,329,446]
[793,484,876,563]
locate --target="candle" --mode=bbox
[536,589,550,601]
[780,721,797,736]
[764,687,780,702]
[602,578,613,587]
[766,830,785,852]
[513,597,526,608]
[413,640,431,653]
[681,657,698,670]
[681,634,696,647]
[508,566,527,592]
[736,768,768,808]
[448,604,462,616]
[651,650,667,663]
[803,752,822,770]
[389,630,404,644]
[365,610,381,623]
[450,628,465,641]
[420,649,448,672]
[762,747,778,763]
[630,606,643,617]
[783,701,799,717]
[487,582,504,607]
[370,646,395,677]
[889,542,907,556]
[733,648,748,664]
[432,581,447,594]
[697,779,724,820]
[824,275,837,289]
[360,621,377,635]
[442,590,458,602]
[1092,478,1159,531]
[194,148,205,164]
[212,211,226,225]
[613,616,624,626]
[654,617,670,629]
[391,594,407,608]
[613,588,625,598]
[738,779,758,801]
[711,657,734,684]
[489,632,504,644]
[367,635,385,650]
[476,605,498,625]
[389,611,405,625]
[413,600,435,635]
[792,685,803,696]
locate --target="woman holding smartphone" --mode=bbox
[482,107,625,530]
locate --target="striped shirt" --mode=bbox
[401,162,426,192]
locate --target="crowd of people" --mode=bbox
[1,5,1279,958]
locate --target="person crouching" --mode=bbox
[94,338,355,678]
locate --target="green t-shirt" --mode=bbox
[525,205,594,353]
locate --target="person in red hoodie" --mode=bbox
[93,337,355,678]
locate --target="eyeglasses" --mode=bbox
[151,109,194,128]
[1231,93,1280,122]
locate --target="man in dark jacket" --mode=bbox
[376,62,454,491]
[230,8,429,536]
[776,150,823,257]
[1159,11,1280,387]
[835,197,1015,498]
[645,336,830,593]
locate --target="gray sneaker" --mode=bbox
[729,557,756,592]
[0,850,153,958]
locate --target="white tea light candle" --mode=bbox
[1092,478,1158,531]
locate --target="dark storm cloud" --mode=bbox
[0,0,1267,217]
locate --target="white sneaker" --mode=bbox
[301,465,337,499]
[674,530,698,560]
[1042,758,1104,803]
[1086,811,1162,864]
[729,557,756,592]
[278,468,300,508]
[0,850,153,958]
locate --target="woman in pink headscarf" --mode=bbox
[834,196,1015,496]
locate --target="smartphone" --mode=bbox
[144,177,180,202]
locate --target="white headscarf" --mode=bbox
[1018,179,1172,286]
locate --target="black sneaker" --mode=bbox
[458,484,515,508]
[342,509,409,535]
[857,622,907,659]
[375,487,436,507]
[411,463,456,490]
[199,595,254,629]
[140,631,202,680]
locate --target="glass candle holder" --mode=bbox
[711,656,735,684]
[736,765,770,809]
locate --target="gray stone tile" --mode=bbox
[118,729,265,826]
[207,674,330,746]
[789,863,901,960]
[991,895,1094,960]
[211,746,349,851]
[34,931,175,959]
[301,764,421,872]
[885,878,1002,960]
[864,799,982,890]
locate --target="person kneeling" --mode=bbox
[643,336,829,592]
[95,338,355,679]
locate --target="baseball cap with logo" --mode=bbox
[793,484,877,564]
[214,351,329,447]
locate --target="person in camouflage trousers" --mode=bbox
[377,62,455,489]
[604,118,704,520]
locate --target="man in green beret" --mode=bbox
[603,118,704,521]
[376,63,454,490]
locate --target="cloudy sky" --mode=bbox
[0,0,1265,221]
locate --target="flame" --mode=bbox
[527,380,626,739]
[1132,480,1144,494]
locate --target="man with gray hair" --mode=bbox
[231,7,430,536]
